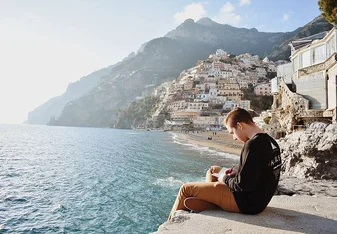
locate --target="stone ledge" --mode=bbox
[152,195,337,234]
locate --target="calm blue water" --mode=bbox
[0,124,238,233]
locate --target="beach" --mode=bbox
[175,131,243,156]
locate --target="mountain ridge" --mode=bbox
[27,15,333,127]
[26,65,114,124]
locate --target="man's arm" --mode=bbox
[222,141,262,192]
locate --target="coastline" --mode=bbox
[172,131,242,156]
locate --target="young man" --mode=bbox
[168,108,281,220]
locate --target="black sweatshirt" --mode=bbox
[224,133,281,214]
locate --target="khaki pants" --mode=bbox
[168,168,240,220]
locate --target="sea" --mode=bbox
[0,124,239,233]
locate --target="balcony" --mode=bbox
[298,52,337,77]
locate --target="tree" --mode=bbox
[212,104,224,109]
[318,0,337,25]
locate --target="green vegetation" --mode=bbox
[243,84,273,112]
[212,104,224,109]
[263,116,271,124]
[319,0,337,25]
[113,95,161,129]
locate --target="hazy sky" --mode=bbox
[0,0,322,124]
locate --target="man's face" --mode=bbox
[226,122,248,143]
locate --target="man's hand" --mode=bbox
[225,165,236,177]
[210,165,222,174]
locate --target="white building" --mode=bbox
[231,68,241,76]
[193,116,224,130]
[209,88,218,97]
[210,96,227,104]
[183,80,194,90]
[254,83,271,96]
[168,100,188,111]
[195,84,206,93]
[220,70,233,78]
[271,78,278,94]
[239,53,261,67]
[238,80,249,89]
[195,94,210,102]
[174,83,183,92]
[288,28,337,120]
[216,49,226,57]
[277,63,293,84]
[212,61,223,70]
[239,100,251,110]
[256,67,267,77]
[205,82,217,90]
[205,77,217,83]
[267,64,277,72]
[223,100,251,111]
[187,102,209,111]
[262,57,270,63]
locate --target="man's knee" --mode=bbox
[214,182,225,188]
[179,183,194,196]
[180,183,192,191]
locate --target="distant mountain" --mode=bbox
[26,65,113,124]
[38,15,332,127]
[165,17,293,59]
[268,16,333,60]
[50,38,214,127]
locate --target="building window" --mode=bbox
[313,44,325,64]
[293,56,299,72]
[301,50,310,68]
[327,36,336,58]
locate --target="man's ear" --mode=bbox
[237,122,243,130]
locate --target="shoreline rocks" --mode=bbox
[278,122,337,180]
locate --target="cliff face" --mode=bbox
[166,16,332,61]
[278,122,337,180]
[50,38,213,127]
[26,65,113,125]
[165,18,291,59]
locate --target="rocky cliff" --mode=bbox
[166,18,291,60]
[278,122,337,180]
[26,65,113,125]
[50,38,214,127]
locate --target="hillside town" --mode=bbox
[148,27,337,138]
[149,49,280,131]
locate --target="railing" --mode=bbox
[302,109,324,118]
[278,77,309,111]
[323,109,334,117]
[298,52,337,77]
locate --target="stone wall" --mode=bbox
[271,77,310,134]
